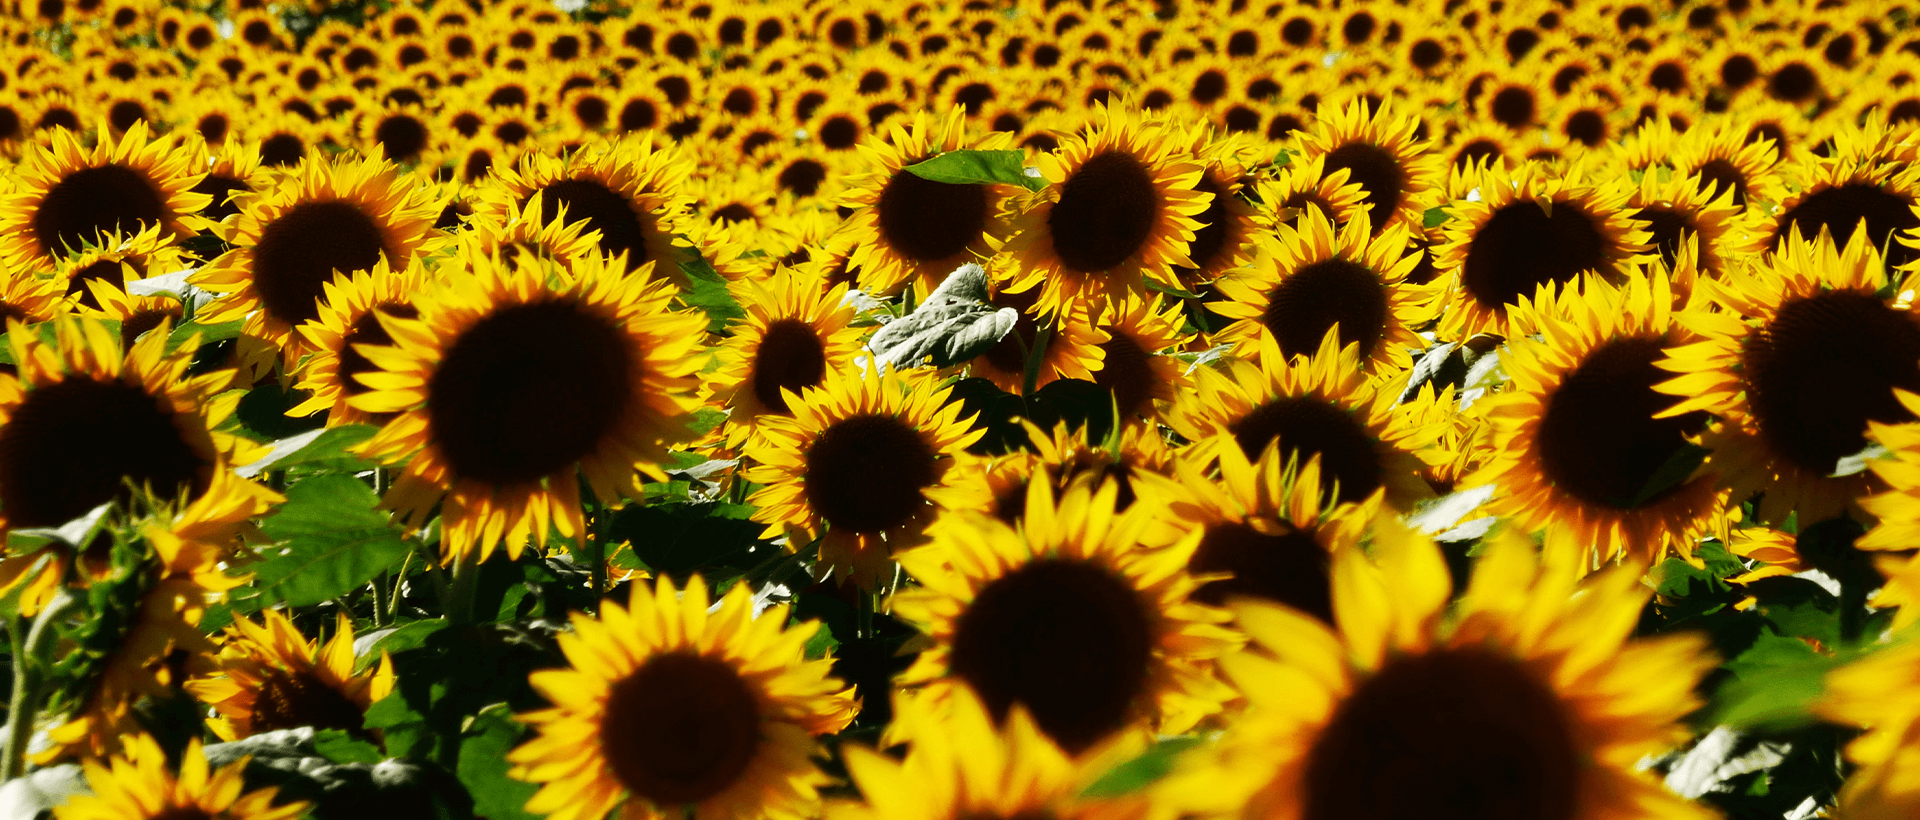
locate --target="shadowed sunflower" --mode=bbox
[1436,161,1649,338]
[1089,291,1190,420]
[509,574,856,820]
[191,154,442,353]
[0,269,72,328]
[186,609,393,741]
[1294,98,1442,237]
[0,120,208,273]
[1210,207,1438,373]
[51,224,188,311]
[965,284,1108,394]
[1168,124,1263,292]
[705,270,865,448]
[891,480,1240,754]
[1251,154,1370,230]
[745,364,981,587]
[1658,229,1920,525]
[1662,117,1783,213]
[460,192,607,273]
[1001,103,1214,318]
[1764,140,1920,272]
[286,261,430,427]
[1169,331,1445,512]
[54,735,306,820]
[1158,522,1717,820]
[187,137,268,225]
[350,248,706,565]
[837,106,1016,297]
[827,683,1129,820]
[1624,167,1760,289]
[931,419,1180,535]
[1469,269,1727,567]
[0,317,276,614]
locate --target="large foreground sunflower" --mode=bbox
[890,480,1240,755]
[350,249,706,564]
[0,120,208,273]
[55,735,307,820]
[1658,230,1920,525]
[1470,270,1726,566]
[508,574,857,820]
[745,365,981,587]
[1159,523,1716,820]
[186,609,395,741]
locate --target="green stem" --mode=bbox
[3,592,78,780]
[370,571,389,628]
[1021,322,1053,399]
[442,550,483,626]
[387,552,411,623]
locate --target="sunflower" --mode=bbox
[1158,522,1716,820]
[1469,269,1728,567]
[1001,103,1214,318]
[1251,154,1371,230]
[51,224,186,311]
[285,261,431,427]
[1764,142,1920,272]
[1657,229,1920,526]
[1168,124,1263,291]
[1084,291,1191,420]
[745,364,981,587]
[358,103,435,165]
[0,270,74,328]
[54,735,307,820]
[1815,636,1920,818]
[827,683,1124,820]
[509,574,856,820]
[704,270,866,449]
[1624,166,1759,287]
[76,279,186,353]
[965,284,1109,394]
[1665,116,1784,212]
[837,106,1016,297]
[184,609,393,741]
[0,119,207,273]
[349,248,706,565]
[890,479,1240,754]
[1294,98,1443,237]
[187,137,267,224]
[1435,161,1650,338]
[1860,392,1920,555]
[191,154,443,353]
[460,191,608,273]
[1210,206,1438,373]
[1169,331,1445,511]
[932,418,1180,531]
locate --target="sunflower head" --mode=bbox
[703,269,866,448]
[185,609,394,741]
[0,119,209,273]
[55,735,307,820]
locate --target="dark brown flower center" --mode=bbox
[1175,172,1232,280]
[1092,330,1157,417]
[1048,150,1160,274]
[251,200,390,328]
[1772,182,1920,270]
[1323,142,1407,232]
[1632,205,1698,272]
[259,133,307,167]
[982,288,1048,375]
[803,413,937,533]
[32,163,165,259]
[120,305,181,350]
[1536,337,1708,508]
[192,174,250,222]
[535,178,650,272]
[1303,647,1578,820]
[1462,200,1608,312]
[1693,159,1748,209]
[1228,397,1381,506]
[0,377,208,527]
[338,302,419,397]
[66,257,136,310]
[948,557,1154,754]
[600,652,762,806]
[1743,290,1920,474]
[1189,520,1332,620]
[1261,257,1391,360]
[750,319,827,414]
[253,667,366,734]
[428,298,636,485]
[877,168,989,263]
[374,114,428,163]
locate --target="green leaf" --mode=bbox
[1423,206,1451,229]
[689,407,727,438]
[1830,442,1890,478]
[1620,443,1712,509]
[163,319,242,357]
[1080,736,1204,797]
[236,382,326,440]
[313,729,384,764]
[867,264,1019,369]
[905,149,1045,191]
[458,705,542,820]
[354,619,453,673]
[803,619,838,660]
[1711,632,1844,730]
[235,424,379,478]
[679,258,745,334]
[248,475,411,608]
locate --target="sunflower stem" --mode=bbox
[442,550,483,626]
[3,591,77,780]
[1021,321,1053,399]
[387,552,412,622]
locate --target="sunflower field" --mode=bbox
[7,0,1920,817]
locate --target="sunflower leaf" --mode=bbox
[246,475,412,609]
[1828,442,1890,478]
[457,705,541,820]
[1423,205,1451,229]
[161,319,242,358]
[1710,632,1850,730]
[235,424,378,478]
[904,149,1046,191]
[1080,736,1205,797]
[1621,443,1712,509]
[679,258,746,334]
[867,268,1019,370]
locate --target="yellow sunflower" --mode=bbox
[460,188,608,272]
[930,418,1181,536]
[890,479,1240,754]
[1167,123,1264,292]
[1158,522,1717,820]
[837,106,1016,297]
[54,735,306,820]
[50,224,187,311]
[827,683,1125,820]
[1210,206,1438,373]
[1658,229,1920,525]
[1435,161,1650,338]
[965,284,1109,394]
[0,119,207,273]
[191,153,443,353]
[1470,269,1728,568]
[508,574,857,820]
[1293,98,1443,237]
[1089,291,1190,420]
[1250,153,1371,231]
[1168,331,1445,512]
[285,261,431,427]
[349,248,706,565]
[744,364,982,588]
[1000,103,1214,318]
[1764,142,1920,273]
[0,268,74,327]
[704,269,866,449]
[185,609,394,741]
[1816,638,1920,819]
[1624,165,1761,288]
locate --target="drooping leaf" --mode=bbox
[1080,736,1205,797]
[904,149,1045,191]
[456,705,542,820]
[236,424,379,478]
[243,475,411,609]
[162,318,243,357]
[679,258,745,334]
